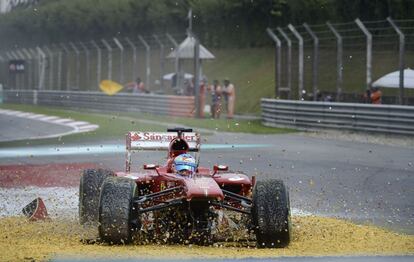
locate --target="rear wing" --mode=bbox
[126,131,200,172]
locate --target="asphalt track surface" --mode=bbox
[1,114,413,261]
[0,113,73,142]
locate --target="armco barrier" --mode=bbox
[4,90,195,117]
[261,98,414,135]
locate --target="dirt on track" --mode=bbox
[0,216,413,262]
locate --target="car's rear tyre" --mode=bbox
[252,179,291,248]
[79,168,114,225]
[98,176,139,244]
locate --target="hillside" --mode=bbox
[201,48,414,114]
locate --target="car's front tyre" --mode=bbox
[251,179,291,248]
[98,176,139,244]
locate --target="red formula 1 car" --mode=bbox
[79,128,291,248]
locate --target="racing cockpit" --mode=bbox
[125,128,200,173]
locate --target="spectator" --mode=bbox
[126,77,146,93]
[363,88,372,103]
[184,78,194,96]
[222,78,236,119]
[209,80,222,118]
[370,87,382,104]
[199,77,207,118]
[324,94,333,102]
[316,90,323,101]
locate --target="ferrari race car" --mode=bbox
[79,128,291,248]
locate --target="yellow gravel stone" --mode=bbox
[0,216,413,261]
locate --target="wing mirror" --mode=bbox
[213,165,228,172]
[143,164,158,170]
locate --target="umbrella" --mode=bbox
[163,72,194,81]
[166,36,215,60]
[99,80,124,95]
[372,68,414,89]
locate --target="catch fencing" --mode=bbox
[3,90,195,117]
[267,18,414,105]
[0,33,189,94]
[261,98,414,135]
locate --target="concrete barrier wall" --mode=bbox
[261,98,414,135]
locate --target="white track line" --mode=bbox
[0,109,99,140]
[26,114,47,119]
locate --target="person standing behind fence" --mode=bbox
[370,87,382,104]
[222,78,235,119]
[126,77,146,93]
[209,80,222,118]
[363,88,372,103]
[199,77,207,118]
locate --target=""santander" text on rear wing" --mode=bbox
[125,131,200,172]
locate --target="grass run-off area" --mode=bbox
[0,104,293,147]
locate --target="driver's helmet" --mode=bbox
[173,153,197,175]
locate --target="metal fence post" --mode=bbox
[387,17,405,105]
[266,28,282,98]
[288,24,304,100]
[139,35,151,90]
[60,43,71,90]
[125,37,137,82]
[113,37,124,84]
[79,42,90,89]
[0,54,4,93]
[17,50,27,89]
[101,39,112,80]
[29,48,38,90]
[355,18,372,92]
[69,42,80,89]
[153,34,165,89]
[37,46,46,90]
[194,37,200,118]
[91,40,101,88]
[327,22,343,101]
[303,23,319,101]
[166,33,180,89]
[22,48,32,89]
[5,52,12,88]
[9,51,16,89]
[10,51,20,89]
[43,46,54,90]
[277,27,292,99]
[52,44,63,90]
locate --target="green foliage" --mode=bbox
[0,0,412,48]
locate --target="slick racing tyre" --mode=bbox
[79,169,114,225]
[252,179,291,248]
[98,176,139,244]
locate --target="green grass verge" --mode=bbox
[0,104,294,146]
[0,104,166,147]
